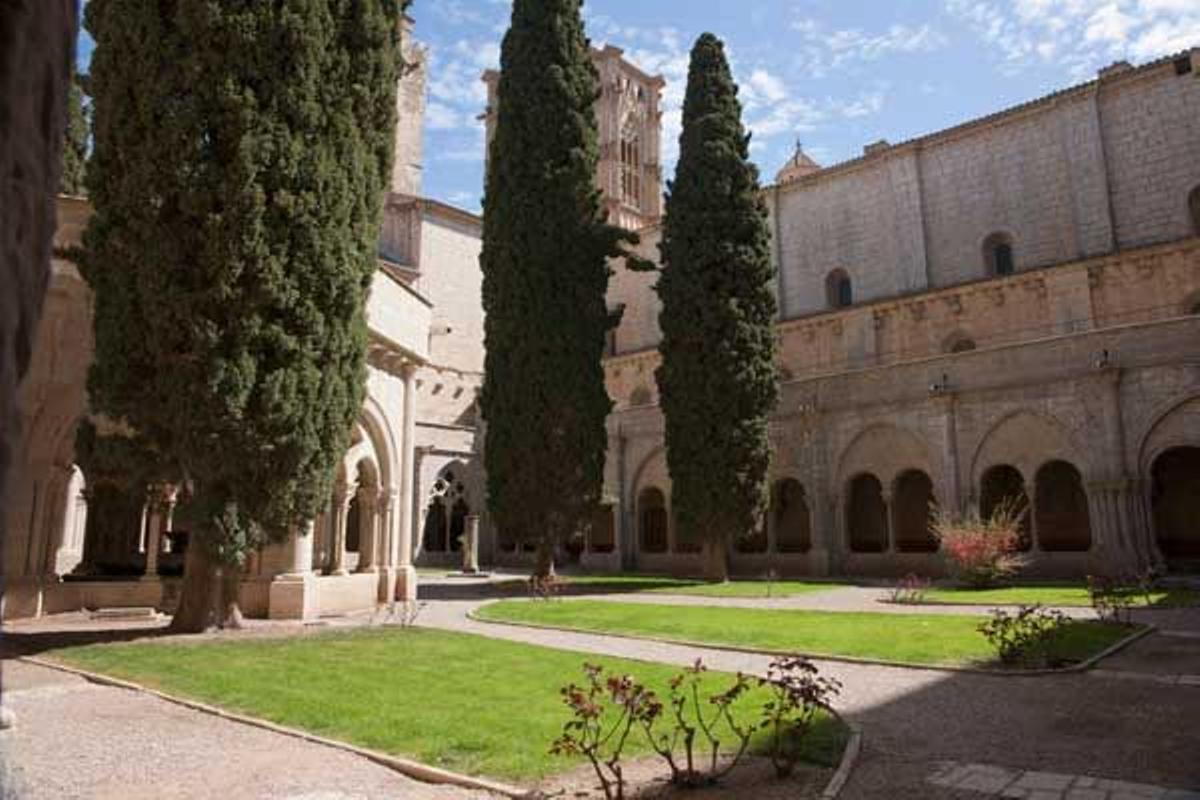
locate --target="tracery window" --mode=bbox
[620,116,642,210]
[422,469,470,553]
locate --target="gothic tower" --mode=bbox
[392,15,427,198]
[482,44,665,231]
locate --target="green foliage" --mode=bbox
[80,0,402,565]
[655,34,778,574]
[480,0,634,568]
[59,65,88,196]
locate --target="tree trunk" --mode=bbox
[170,538,244,632]
[702,538,728,583]
[533,539,556,579]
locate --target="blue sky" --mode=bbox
[79,1,1200,212]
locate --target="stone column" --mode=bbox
[330,480,350,576]
[881,489,894,554]
[268,520,317,620]
[395,363,418,601]
[462,514,481,574]
[141,485,168,581]
[1025,482,1040,552]
[356,487,378,573]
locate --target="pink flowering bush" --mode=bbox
[931,501,1028,588]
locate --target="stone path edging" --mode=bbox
[466,602,1156,677]
[822,722,863,799]
[18,655,529,799]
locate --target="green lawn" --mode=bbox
[477,600,1137,668]
[505,574,847,598]
[919,585,1199,608]
[52,628,845,783]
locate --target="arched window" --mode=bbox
[892,470,938,552]
[1189,185,1200,236]
[1034,461,1092,552]
[638,487,668,553]
[980,464,1031,551]
[983,232,1015,277]
[826,269,853,309]
[1152,447,1200,560]
[621,117,642,210]
[847,473,887,553]
[773,479,812,553]
[423,468,469,553]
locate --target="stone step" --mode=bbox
[88,607,160,621]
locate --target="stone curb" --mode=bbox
[821,721,862,799]
[18,655,530,799]
[465,602,1156,677]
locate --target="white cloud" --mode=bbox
[788,18,949,76]
[947,0,1200,78]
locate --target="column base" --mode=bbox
[268,572,317,620]
[394,565,418,603]
[377,566,397,604]
[330,568,350,577]
[356,566,379,575]
[139,574,161,583]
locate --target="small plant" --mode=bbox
[931,500,1028,588]
[758,656,842,778]
[764,568,779,599]
[382,599,424,628]
[642,660,756,788]
[978,604,1069,667]
[550,663,662,800]
[1087,574,1136,625]
[529,573,564,602]
[888,573,932,604]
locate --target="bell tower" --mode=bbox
[392,14,427,198]
[482,44,664,231]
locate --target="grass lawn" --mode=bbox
[919,585,1200,608]
[501,574,848,598]
[51,628,846,783]
[476,600,1138,668]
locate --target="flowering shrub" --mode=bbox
[931,500,1028,588]
[550,663,662,800]
[552,657,842,795]
[978,605,1069,667]
[887,573,932,604]
[758,656,842,778]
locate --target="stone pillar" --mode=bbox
[141,486,166,581]
[330,480,350,576]
[356,486,378,573]
[377,488,398,603]
[395,363,418,601]
[269,520,317,619]
[462,514,481,574]
[1025,482,1040,552]
[882,489,894,554]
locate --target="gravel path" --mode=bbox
[418,597,1200,800]
[0,658,497,800]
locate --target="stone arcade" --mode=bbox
[3,24,1199,621]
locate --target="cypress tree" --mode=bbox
[59,65,88,196]
[480,0,632,576]
[80,0,402,630]
[655,33,778,582]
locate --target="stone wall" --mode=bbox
[601,238,1200,578]
[0,0,78,630]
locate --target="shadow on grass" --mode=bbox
[0,623,174,660]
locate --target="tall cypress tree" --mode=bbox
[655,33,777,582]
[81,0,402,630]
[481,0,632,576]
[59,65,88,196]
